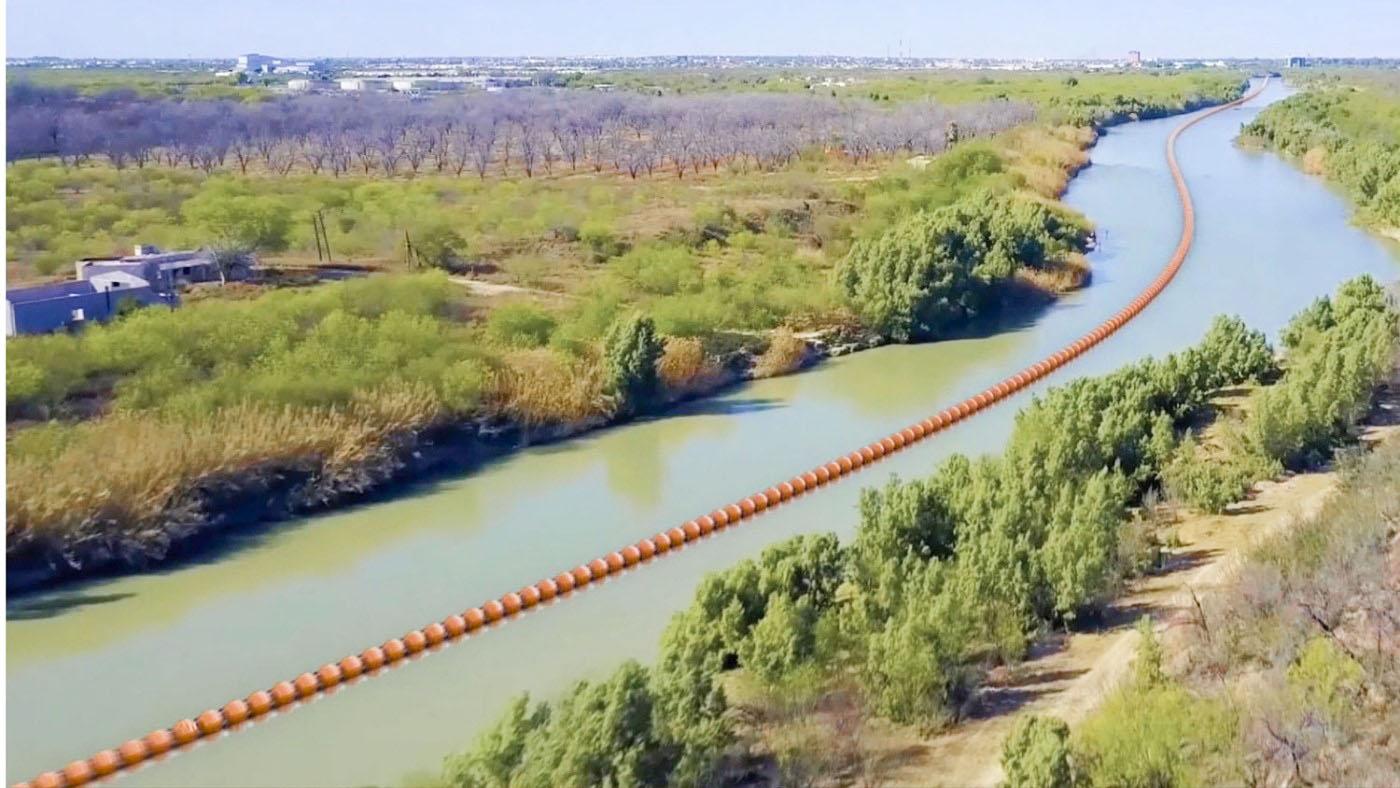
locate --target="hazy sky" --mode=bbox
[7,0,1398,60]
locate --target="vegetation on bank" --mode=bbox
[6,114,1097,582]
[441,278,1399,787]
[1242,75,1400,229]
[1005,434,1400,787]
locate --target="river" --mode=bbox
[8,79,1400,787]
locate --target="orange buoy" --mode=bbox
[144,729,175,756]
[725,503,743,521]
[814,465,830,484]
[501,591,525,616]
[271,681,297,707]
[836,456,853,474]
[197,709,224,735]
[444,613,468,637]
[653,532,672,552]
[222,699,250,726]
[572,563,594,585]
[825,460,843,478]
[34,773,64,788]
[383,638,408,662]
[547,572,574,598]
[62,761,94,787]
[247,690,274,717]
[318,662,345,687]
[802,470,819,487]
[294,672,320,697]
[637,539,657,560]
[765,486,783,504]
[588,558,610,577]
[711,507,730,527]
[604,552,625,573]
[859,446,876,462]
[517,586,540,610]
[621,545,641,566]
[91,749,121,777]
[118,739,148,767]
[778,481,795,499]
[358,646,386,671]
[891,431,907,448]
[172,719,199,745]
[696,515,715,534]
[740,497,756,516]
[901,427,918,443]
[537,577,560,601]
[425,620,449,643]
[668,526,687,545]
[791,475,808,493]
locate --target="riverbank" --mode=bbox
[863,387,1400,787]
[6,124,1105,593]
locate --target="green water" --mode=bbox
[8,80,1400,786]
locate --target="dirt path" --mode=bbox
[868,408,1400,788]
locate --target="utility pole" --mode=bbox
[312,216,325,262]
[316,210,333,264]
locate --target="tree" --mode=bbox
[181,190,291,252]
[413,223,468,271]
[1001,716,1073,788]
[602,313,663,415]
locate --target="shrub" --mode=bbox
[1001,716,1073,788]
[751,330,809,378]
[602,313,663,414]
[485,302,558,348]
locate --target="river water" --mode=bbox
[8,80,1399,786]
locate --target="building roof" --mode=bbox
[6,280,97,304]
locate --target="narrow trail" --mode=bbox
[15,80,1268,788]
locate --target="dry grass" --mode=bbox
[1303,145,1329,176]
[1014,252,1091,294]
[1005,125,1096,198]
[484,349,611,427]
[657,337,728,398]
[752,330,811,379]
[7,384,443,562]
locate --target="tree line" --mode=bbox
[443,277,1399,787]
[5,83,1034,178]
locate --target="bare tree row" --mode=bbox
[6,84,1035,178]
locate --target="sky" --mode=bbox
[6,0,1399,60]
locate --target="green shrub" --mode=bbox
[1001,715,1073,788]
[485,303,558,348]
[602,313,663,414]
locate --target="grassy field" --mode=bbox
[7,66,272,100]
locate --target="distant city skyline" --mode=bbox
[7,0,1398,60]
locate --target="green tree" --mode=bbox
[1001,715,1073,788]
[414,223,469,271]
[181,190,291,252]
[442,695,548,788]
[603,313,663,414]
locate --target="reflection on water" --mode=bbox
[8,80,1400,787]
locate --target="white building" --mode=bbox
[391,79,416,92]
[236,53,277,73]
[287,79,311,91]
